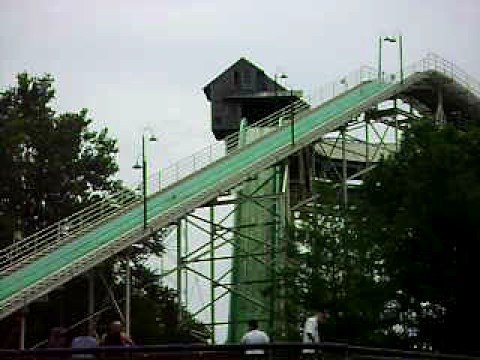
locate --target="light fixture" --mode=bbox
[384,36,397,43]
[132,160,142,170]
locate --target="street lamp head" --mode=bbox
[274,72,288,81]
[132,160,142,170]
[148,134,157,142]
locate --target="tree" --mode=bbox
[129,262,209,344]
[0,73,208,347]
[0,73,120,245]
[282,181,388,345]
[359,121,480,353]
[283,121,480,352]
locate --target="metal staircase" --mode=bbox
[0,53,478,321]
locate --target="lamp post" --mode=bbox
[399,34,404,84]
[378,35,404,83]
[274,72,293,144]
[274,72,288,97]
[133,131,157,230]
[378,36,383,81]
[290,88,295,146]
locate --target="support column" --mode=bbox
[159,231,164,286]
[435,87,447,126]
[394,98,399,151]
[268,166,278,337]
[184,219,189,310]
[399,34,404,84]
[341,127,348,207]
[19,308,26,350]
[279,162,288,339]
[125,255,131,337]
[209,206,216,344]
[290,92,295,146]
[177,219,183,325]
[239,118,247,148]
[88,270,95,334]
[100,274,125,322]
[365,119,370,166]
[378,36,382,81]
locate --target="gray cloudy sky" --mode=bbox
[1,0,479,185]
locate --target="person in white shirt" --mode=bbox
[240,320,270,355]
[302,311,329,354]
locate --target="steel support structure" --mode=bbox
[88,270,95,334]
[125,255,131,337]
[293,94,429,248]
[19,308,26,350]
[21,80,449,347]
[156,160,289,343]
[209,206,215,344]
[157,95,432,344]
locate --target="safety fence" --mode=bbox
[0,342,477,360]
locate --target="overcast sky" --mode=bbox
[1,0,480,186]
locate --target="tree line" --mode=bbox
[283,120,480,354]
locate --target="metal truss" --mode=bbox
[157,164,290,344]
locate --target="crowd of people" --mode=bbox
[47,320,133,358]
[45,310,329,357]
[239,310,329,356]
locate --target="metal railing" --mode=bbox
[0,99,309,277]
[0,342,477,360]
[305,65,378,108]
[0,188,141,275]
[1,53,477,278]
[402,52,480,97]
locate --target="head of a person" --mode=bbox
[87,322,97,338]
[316,310,330,324]
[49,327,67,347]
[109,321,123,335]
[75,322,97,338]
[248,319,259,331]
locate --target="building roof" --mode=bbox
[203,57,286,101]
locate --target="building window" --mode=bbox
[243,69,252,87]
[257,71,267,90]
[233,71,240,87]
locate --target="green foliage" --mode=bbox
[0,73,207,347]
[0,73,120,245]
[283,197,388,345]
[286,121,480,353]
[9,262,207,347]
[129,263,209,344]
[359,121,480,352]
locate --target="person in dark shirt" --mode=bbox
[71,323,98,359]
[48,327,68,348]
[47,327,69,360]
[101,321,133,346]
